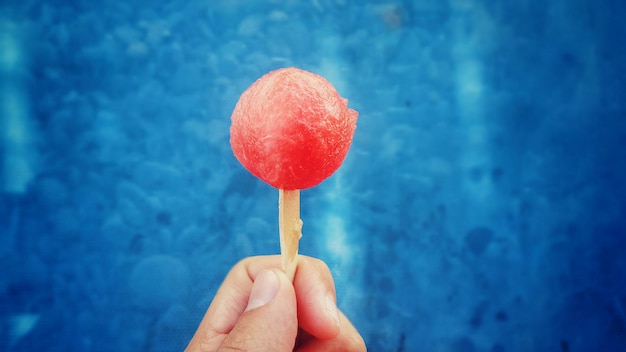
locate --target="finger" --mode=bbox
[218,268,298,351]
[297,310,366,352]
[205,256,282,332]
[186,256,282,351]
[293,256,341,340]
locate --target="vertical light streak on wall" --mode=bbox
[1,19,42,346]
[321,175,359,308]
[316,33,362,309]
[1,19,36,262]
[1,19,35,195]
[450,3,494,226]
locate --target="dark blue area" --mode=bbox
[1,0,626,351]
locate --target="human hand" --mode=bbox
[185,255,366,351]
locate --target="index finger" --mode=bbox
[293,256,341,340]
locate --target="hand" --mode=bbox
[185,255,366,351]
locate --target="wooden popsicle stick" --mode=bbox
[279,189,303,282]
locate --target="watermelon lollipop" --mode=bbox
[230,67,358,280]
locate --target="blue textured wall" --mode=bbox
[1,1,626,351]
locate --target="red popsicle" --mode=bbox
[230,67,358,280]
[231,67,358,190]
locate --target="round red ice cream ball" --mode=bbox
[230,67,358,190]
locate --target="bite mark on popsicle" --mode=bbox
[230,67,358,281]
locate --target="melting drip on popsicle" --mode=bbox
[230,67,358,280]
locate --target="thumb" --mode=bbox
[218,269,298,352]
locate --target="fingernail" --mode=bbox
[325,294,340,328]
[245,270,280,312]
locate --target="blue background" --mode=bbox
[1,0,626,351]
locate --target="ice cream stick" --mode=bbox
[279,189,302,282]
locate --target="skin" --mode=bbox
[185,255,366,352]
